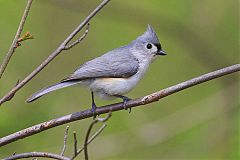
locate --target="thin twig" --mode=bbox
[86,124,107,146]
[84,113,111,160]
[0,0,111,106]
[61,126,69,156]
[4,117,110,160]
[84,121,97,160]
[4,80,20,102]
[4,152,70,160]
[71,124,107,159]
[64,23,90,50]
[73,131,77,157]
[0,0,33,79]
[0,64,239,147]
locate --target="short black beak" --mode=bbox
[157,50,166,56]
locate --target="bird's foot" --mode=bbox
[115,95,132,113]
[91,102,97,119]
[122,96,131,111]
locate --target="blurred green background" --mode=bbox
[0,0,239,159]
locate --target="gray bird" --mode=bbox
[27,25,166,116]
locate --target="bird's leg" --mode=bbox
[114,95,132,113]
[91,91,97,118]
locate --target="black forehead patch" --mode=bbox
[155,43,162,51]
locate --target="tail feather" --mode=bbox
[26,81,79,103]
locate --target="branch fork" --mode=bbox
[0,0,34,79]
[4,113,111,160]
[0,0,111,106]
[64,23,90,50]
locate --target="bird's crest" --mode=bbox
[137,24,160,45]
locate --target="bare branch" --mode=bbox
[73,131,77,157]
[0,0,111,106]
[0,64,239,147]
[61,126,69,156]
[4,152,70,160]
[64,23,90,50]
[86,124,107,146]
[84,121,97,160]
[4,115,111,160]
[0,0,34,79]
[95,112,112,122]
[71,124,107,159]
[84,113,111,160]
[4,80,20,102]
[71,114,111,159]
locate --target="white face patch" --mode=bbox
[141,43,159,63]
[144,43,158,55]
[131,42,158,64]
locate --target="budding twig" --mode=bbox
[15,31,34,48]
[0,0,34,79]
[0,0,111,106]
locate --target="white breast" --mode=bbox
[89,60,150,99]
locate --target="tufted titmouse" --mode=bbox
[27,25,166,115]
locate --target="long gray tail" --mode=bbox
[26,81,80,103]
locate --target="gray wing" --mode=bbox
[62,47,139,82]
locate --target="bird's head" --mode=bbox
[132,25,166,62]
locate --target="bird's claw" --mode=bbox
[91,103,97,119]
[122,97,132,113]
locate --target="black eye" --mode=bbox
[146,43,152,49]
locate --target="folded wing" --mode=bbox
[62,47,139,82]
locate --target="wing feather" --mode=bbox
[62,47,139,82]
